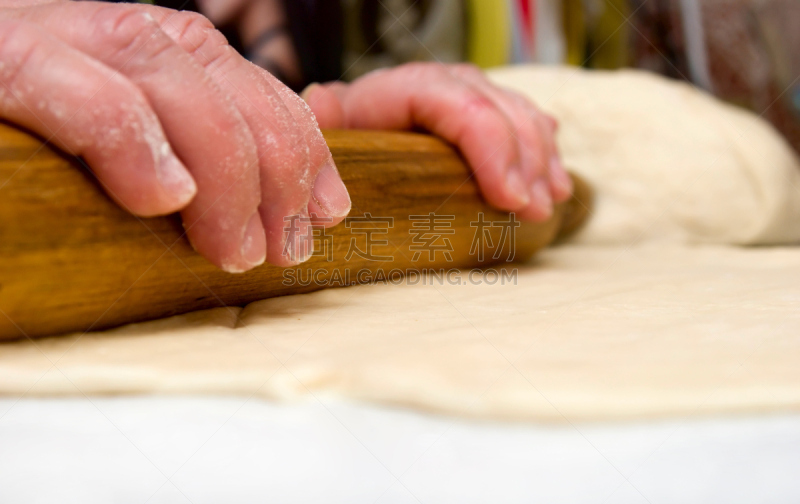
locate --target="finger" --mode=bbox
[529,105,572,203]
[301,82,346,129]
[308,64,532,214]
[448,65,571,219]
[150,8,351,265]
[15,2,267,272]
[484,84,572,202]
[256,69,349,228]
[500,88,572,203]
[450,65,549,175]
[0,19,196,216]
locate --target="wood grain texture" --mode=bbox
[0,121,591,340]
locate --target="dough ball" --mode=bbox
[488,66,800,245]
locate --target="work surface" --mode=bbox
[2,397,798,503]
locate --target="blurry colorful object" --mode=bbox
[562,0,800,152]
[215,0,800,153]
[465,0,511,67]
[339,0,537,77]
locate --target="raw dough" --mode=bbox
[2,66,800,421]
[488,66,800,245]
[2,244,799,421]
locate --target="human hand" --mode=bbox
[301,63,572,222]
[0,0,350,272]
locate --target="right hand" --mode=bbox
[304,63,571,222]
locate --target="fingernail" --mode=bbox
[283,211,315,265]
[530,179,553,219]
[300,82,320,103]
[506,167,531,208]
[549,156,573,201]
[156,144,197,206]
[312,160,351,218]
[241,212,267,268]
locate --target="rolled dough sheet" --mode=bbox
[2,244,799,421]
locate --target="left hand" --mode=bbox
[0,0,349,272]
[301,62,572,222]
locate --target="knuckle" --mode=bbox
[462,88,495,115]
[169,10,216,44]
[169,11,232,68]
[93,6,165,58]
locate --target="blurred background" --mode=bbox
[144,0,800,154]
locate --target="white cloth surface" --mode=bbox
[0,396,798,504]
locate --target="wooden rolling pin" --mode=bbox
[0,121,591,340]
